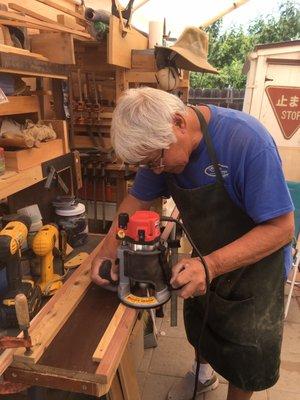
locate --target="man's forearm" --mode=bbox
[206,212,295,280]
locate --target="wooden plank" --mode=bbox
[4,366,106,397]
[57,14,85,31]
[0,10,90,38]
[92,304,127,362]
[118,345,141,400]
[125,70,156,83]
[95,307,138,384]
[0,165,43,200]
[4,139,64,171]
[108,15,148,69]
[73,135,111,149]
[0,95,39,116]
[0,239,104,373]
[8,3,57,24]
[0,52,68,79]
[36,0,86,21]
[131,49,156,70]
[30,32,75,64]
[0,44,48,61]
[1,0,78,22]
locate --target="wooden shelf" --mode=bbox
[0,96,39,116]
[0,51,68,79]
[0,166,43,199]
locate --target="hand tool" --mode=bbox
[0,215,41,328]
[92,72,101,125]
[92,161,98,233]
[76,68,85,124]
[99,211,172,309]
[100,163,106,232]
[0,294,32,352]
[32,224,63,296]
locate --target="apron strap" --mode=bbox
[189,105,224,184]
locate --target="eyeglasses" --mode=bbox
[136,149,165,170]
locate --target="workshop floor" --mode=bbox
[137,282,300,400]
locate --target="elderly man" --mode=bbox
[91,87,294,400]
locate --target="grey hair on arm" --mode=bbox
[110,87,187,163]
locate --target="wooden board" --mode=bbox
[0,165,43,200]
[57,14,85,31]
[93,304,127,362]
[108,15,148,69]
[0,44,48,61]
[2,0,78,23]
[0,10,90,38]
[0,51,68,79]
[8,3,58,24]
[4,139,64,171]
[131,49,156,70]
[95,307,137,384]
[125,70,156,83]
[0,95,39,116]
[36,0,86,21]
[30,32,75,64]
[73,135,112,149]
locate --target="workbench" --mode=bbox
[0,236,142,399]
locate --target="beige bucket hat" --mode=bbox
[156,27,218,74]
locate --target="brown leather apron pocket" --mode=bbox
[207,291,258,347]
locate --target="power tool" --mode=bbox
[32,224,63,296]
[0,215,41,328]
[100,211,171,309]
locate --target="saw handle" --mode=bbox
[99,260,118,286]
[15,293,30,331]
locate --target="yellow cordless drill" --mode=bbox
[32,224,63,296]
[0,215,41,328]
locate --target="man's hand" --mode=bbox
[91,255,119,287]
[170,257,208,299]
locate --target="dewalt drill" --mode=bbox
[0,215,41,328]
[32,224,63,296]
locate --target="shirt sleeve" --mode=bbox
[130,168,169,201]
[236,145,294,224]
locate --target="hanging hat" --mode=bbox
[155,27,218,74]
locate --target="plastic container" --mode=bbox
[17,204,42,223]
[54,202,88,247]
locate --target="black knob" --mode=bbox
[118,213,129,229]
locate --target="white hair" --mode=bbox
[110,87,187,163]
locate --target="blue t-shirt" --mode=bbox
[130,105,294,276]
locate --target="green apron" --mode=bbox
[166,106,284,391]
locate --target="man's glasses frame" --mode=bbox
[135,149,165,170]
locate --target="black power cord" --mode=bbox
[161,217,211,400]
